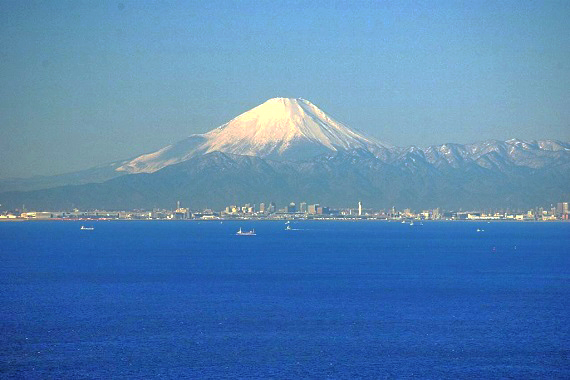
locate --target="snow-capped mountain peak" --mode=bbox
[204,97,386,154]
[115,98,570,176]
[118,98,389,173]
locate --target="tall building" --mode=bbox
[358,201,362,216]
[175,201,189,219]
[299,202,307,213]
[287,202,296,213]
[308,204,319,214]
[557,202,569,216]
[268,202,276,213]
[432,208,440,220]
[259,203,266,214]
[243,203,254,214]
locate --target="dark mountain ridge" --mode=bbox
[2,147,568,211]
[1,98,568,211]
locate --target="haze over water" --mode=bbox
[1,221,568,378]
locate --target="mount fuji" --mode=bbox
[0,98,569,210]
[117,98,390,174]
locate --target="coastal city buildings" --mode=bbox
[2,200,568,222]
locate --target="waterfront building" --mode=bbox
[308,204,319,214]
[268,202,276,213]
[432,208,440,219]
[174,208,190,219]
[556,202,568,216]
[20,212,53,219]
[287,202,296,213]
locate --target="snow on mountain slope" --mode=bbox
[115,97,569,175]
[421,139,570,169]
[117,136,208,174]
[203,98,388,155]
[117,98,389,173]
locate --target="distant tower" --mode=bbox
[358,201,362,216]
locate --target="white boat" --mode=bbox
[236,227,256,236]
[80,226,94,231]
[285,225,292,230]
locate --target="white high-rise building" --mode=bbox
[358,201,362,216]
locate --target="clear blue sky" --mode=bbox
[1,0,568,177]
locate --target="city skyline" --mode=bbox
[6,199,569,222]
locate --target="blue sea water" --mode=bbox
[0,220,568,379]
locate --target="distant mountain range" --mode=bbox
[1,98,568,210]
